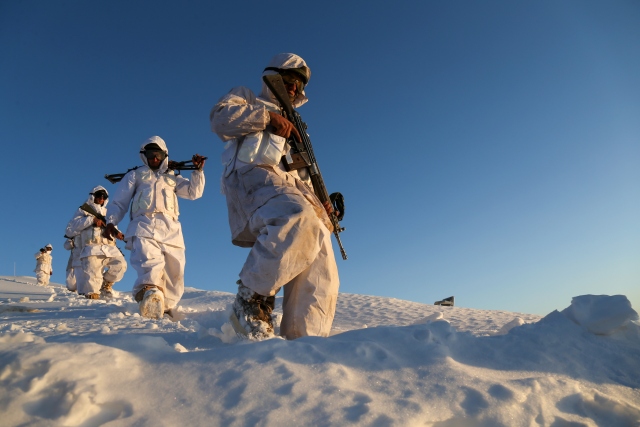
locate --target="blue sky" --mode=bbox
[1,0,638,315]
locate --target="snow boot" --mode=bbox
[138,285,165,319]
[84,292,100,300]
[230,280,275,340]
[100,280,114,299]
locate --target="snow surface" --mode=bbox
[0,276,639,427]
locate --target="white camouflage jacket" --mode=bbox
[210,54,332,243]
[65,185,122,259]
[106,136,205,249]
[34,251,52,273]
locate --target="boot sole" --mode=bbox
[140,292,164,319]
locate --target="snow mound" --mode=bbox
[561,294,639,335]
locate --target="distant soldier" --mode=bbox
[65,186,127,299]
[34,244,53,286]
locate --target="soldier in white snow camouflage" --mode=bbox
[34,244,53,286]
[65,186,127,299]
[210,53,340,340]
[105,136,205,319]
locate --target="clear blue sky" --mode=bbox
[1,1,638,315]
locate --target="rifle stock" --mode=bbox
[263,74,348,260]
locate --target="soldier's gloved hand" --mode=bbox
[322,200,334,216]
[93,218,105,227]
[268,111,301,142]
[103,223,118,241]
[49,271,52,276]
[192,153,206,170]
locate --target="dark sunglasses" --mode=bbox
[93,192,108,199]
[280,73,305,93]
[143,149,167,161]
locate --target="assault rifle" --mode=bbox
[105,158,207,184]
[78,203,124,241]
[263,74,347,260]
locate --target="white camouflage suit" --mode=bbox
[63,236,82,292]
[210,53,340,339]
[106,137,205,311]
[34,246,52,286]
[65,186,127,295]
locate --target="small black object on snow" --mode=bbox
[434,296,454,307]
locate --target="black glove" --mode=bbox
[192,153,206,170]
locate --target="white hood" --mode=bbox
[86,185,109,209]
[260,53,310,109]
[139,136,169,173]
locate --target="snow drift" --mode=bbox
[0,276,638,426]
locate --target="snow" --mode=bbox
[0,276,639,426]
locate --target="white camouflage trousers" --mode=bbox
[79,254,127,295]
[68,267,85,292]
[239,193,340,340]
[66,268,76,292]
[36,271,50,286]
[129,236,186,310]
